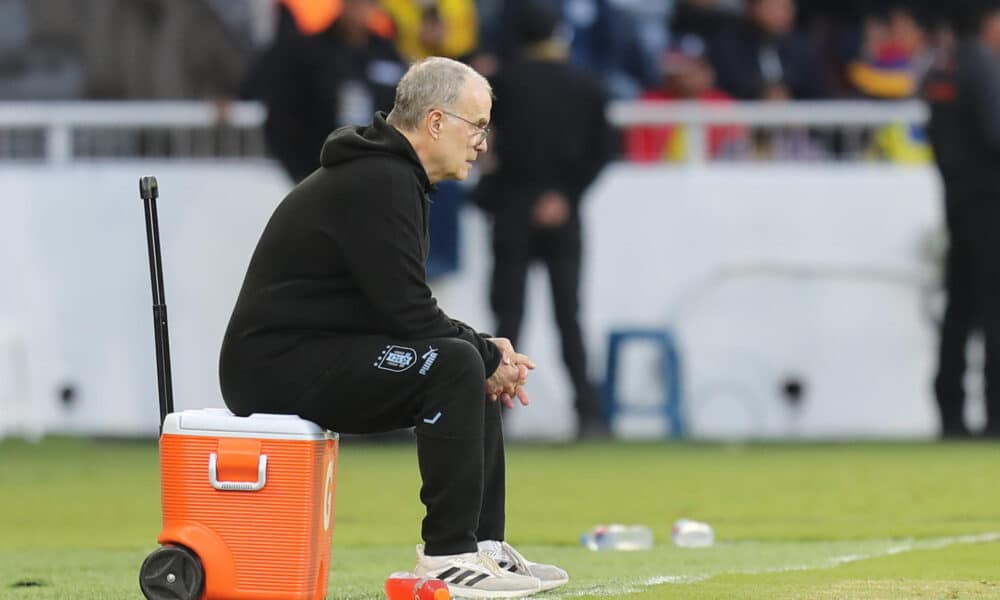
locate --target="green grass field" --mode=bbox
[1,437,999,599]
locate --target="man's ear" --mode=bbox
[427,109,444,139]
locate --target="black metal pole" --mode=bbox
[139,176,174,429]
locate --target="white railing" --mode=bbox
[0,99,930,164]
[607,99,927,126]
[606,99,929,164]
[0,101,267,162]
[0,101,266,127]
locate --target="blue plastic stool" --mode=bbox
[602,328,686,438]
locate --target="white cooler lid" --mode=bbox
[162,408,336,440]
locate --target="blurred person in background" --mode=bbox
[475,4,614,440]
[848,4,934,163]
[244,0,404,182]
[928,0,1000,438]
[625,34,747,162]
[922,15,971,438]
[611,0,676,95]
[848,3,931,101]
[670,0,744,41]
[564,0,665,98]
[708,0,828,159]
[477,0,653,98]
[709,0,825,100]
[380,0,479,61]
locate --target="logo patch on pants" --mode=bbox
[374,345,417,372]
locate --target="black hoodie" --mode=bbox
[220,113,501,409]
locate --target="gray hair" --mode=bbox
[387,57,491,131]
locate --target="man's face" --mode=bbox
[666,56,716,98]
[439,80,492,181]
[341,0,376,33]
[889,10,924,54]
[751,0,795,36]
[983,12,1000,53]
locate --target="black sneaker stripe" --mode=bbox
[507,565,518,572]
[450,569,478,584]
[437,567,461,580]
[497,560,509,568]
[465,573,490,586]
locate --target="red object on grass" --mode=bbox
[385,574,451,600]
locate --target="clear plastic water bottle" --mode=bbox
[671,519,714,548]
[580,524,654,551]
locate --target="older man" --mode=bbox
[220,57,566,597]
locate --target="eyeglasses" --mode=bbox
[440,109,490,145]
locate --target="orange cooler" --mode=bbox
[153,409,338,600]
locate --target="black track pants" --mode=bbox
[291,335,506,555]
[489,219,604,425]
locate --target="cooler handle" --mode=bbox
[208,453,268,491]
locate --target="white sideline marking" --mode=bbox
[765,531,1000,575]
[539,532,1000,599]
[644,575,707,585]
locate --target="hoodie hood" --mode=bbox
[320,112,432,192]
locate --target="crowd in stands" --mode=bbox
[0,0,955,103]
[0,0,964,164]
[249,0,955,164]
[249,0,952,101]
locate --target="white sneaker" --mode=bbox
[478,540,569,591]
[415,544,542,598]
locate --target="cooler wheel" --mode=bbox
[139,544,205,600]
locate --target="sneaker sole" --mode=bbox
[445,584,542,599]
